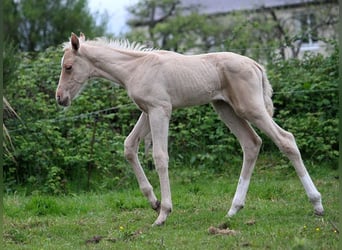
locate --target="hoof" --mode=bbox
[152,220,165,227]
[152,205,171,226]
[227,211,235,217]
[314,208,324,216]
[311,197,324,216]
[227,205,244,217]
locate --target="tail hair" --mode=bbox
[256,64,274,117]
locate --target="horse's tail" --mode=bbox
[256,63,274,117]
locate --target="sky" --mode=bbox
[88,0,139,36]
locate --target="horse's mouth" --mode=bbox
[57,96,70,107]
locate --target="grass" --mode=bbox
[3,161,339,249]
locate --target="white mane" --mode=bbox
[63,37,155,52]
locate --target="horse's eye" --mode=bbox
[65,65,72,71]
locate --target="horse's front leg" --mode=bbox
[148,106,172,226]
[124,112,160,211]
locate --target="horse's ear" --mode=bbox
[80,32,86,42]
[71,32,80,51]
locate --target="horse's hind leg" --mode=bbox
[124,112,160,212]
[212,100,262,216]
[249,110,324,216]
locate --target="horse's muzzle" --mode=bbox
[56,95,70,107]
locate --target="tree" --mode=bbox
[126,0,338,61]
[266,2,338,59]
[126,0,218,52]
[127,0,180,41]
[3,0,108,51]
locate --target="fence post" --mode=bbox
[87,114,99,190]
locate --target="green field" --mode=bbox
[4,163,339,249]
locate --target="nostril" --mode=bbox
[56,95,70,107]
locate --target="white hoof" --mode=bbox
[152,216,166,226]
[227,204,244,217]
[152,207,171,226]
[313,199,324,216]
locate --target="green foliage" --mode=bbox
[4,48,137,194]
[3,0,108,51]
[127,0,338,61]
[153,13,216,52]
[126,0,220,52]
[3,42,338,194]
[267,45,338,166]
[167,46,338,171]
[169,105,241,173]
[3,39,19,87]
[219,12,280,61]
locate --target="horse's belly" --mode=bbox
[160,59,224,108]
[169,82,223,108]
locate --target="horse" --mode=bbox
[56,33,323,226]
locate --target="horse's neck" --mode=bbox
[83,45,144,87]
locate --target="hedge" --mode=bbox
[4,44,338,194]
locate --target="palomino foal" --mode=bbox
[56,33,323,226]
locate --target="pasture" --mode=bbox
[4,158,339,249]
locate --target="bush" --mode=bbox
[267,45,338,167]
[168,45,338,170]
[169,105,242,173]
[4,48,138,194]
[4,43,338,194]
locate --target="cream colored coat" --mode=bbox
[56,33,323,226]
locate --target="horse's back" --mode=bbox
[133,50,266,110]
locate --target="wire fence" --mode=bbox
[6,87,338,136]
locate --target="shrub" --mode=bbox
[4,43,338,194]
[267,45,338,167]
[3,48,136,194]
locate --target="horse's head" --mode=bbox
[56,32,91,106]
